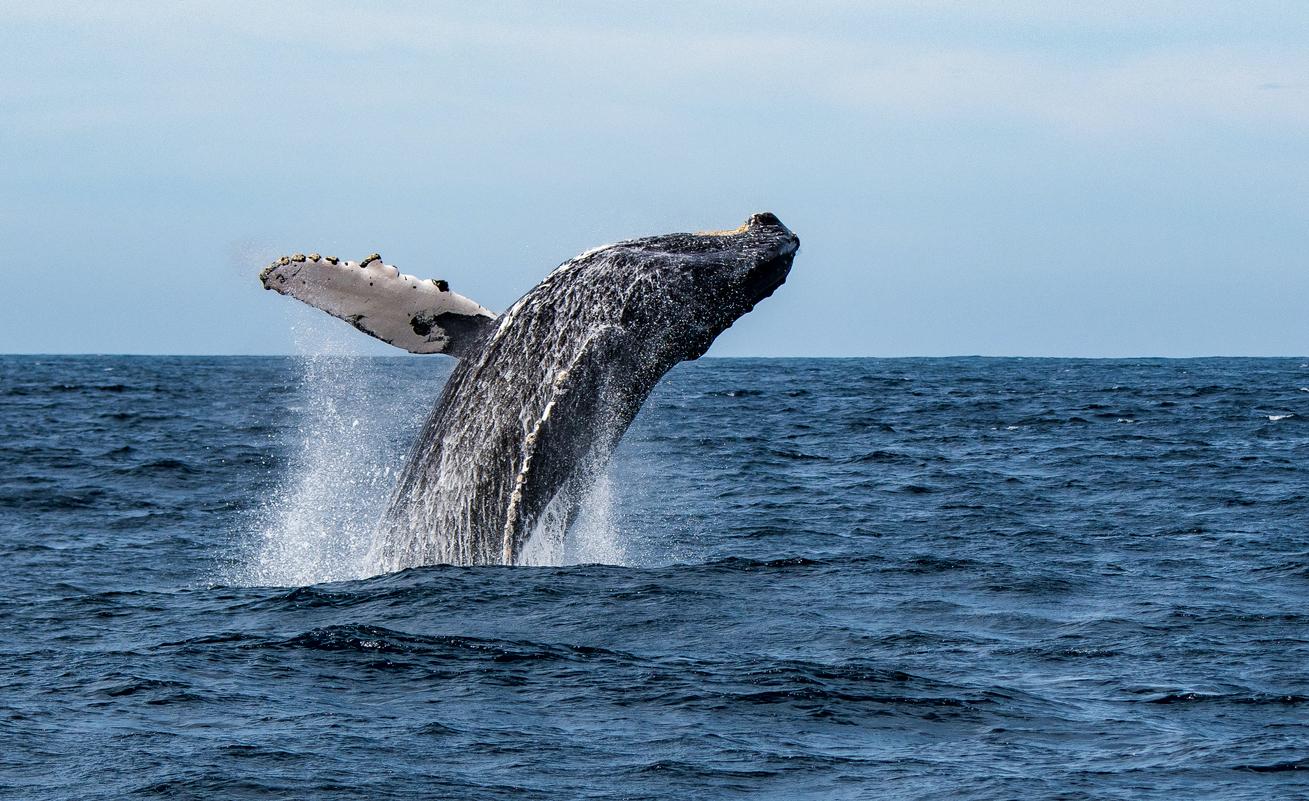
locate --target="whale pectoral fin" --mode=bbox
[259,253,497,356]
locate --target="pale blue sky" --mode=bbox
[3,2,1306,356]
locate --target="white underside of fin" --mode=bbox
[260,253,495,355]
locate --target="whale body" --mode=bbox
[261,213,799,567]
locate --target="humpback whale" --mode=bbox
[260,213,799,568]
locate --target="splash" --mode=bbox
[564,473,630,565]
[516,471,630,567]
[233,317,435,586]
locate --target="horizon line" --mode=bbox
[3,352,1307,361]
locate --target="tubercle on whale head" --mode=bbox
[694,211,793,239]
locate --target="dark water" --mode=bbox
[3,355,1308,800]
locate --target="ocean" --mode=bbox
[2,355,1306,800]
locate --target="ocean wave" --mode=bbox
[110,458,200,477]
[1144,691,1309,706]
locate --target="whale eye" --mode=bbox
[749,212,781,227]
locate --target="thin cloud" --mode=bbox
[819,46,1309,136]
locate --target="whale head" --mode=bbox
[692,211,799,321]
[570,211,800,364]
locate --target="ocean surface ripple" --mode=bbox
[2,355,1307,800]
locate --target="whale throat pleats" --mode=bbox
[260,253,497,357]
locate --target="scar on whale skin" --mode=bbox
[260,213,799,567]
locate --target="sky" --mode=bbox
[2,1,1306,357]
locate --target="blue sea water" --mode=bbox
[2,354,1307,800]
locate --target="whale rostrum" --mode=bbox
[261,213,800,567]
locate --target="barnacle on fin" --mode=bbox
[360,253,382,268]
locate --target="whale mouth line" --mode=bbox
[747,244,797,301]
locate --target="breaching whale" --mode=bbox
[260,213,799,568]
